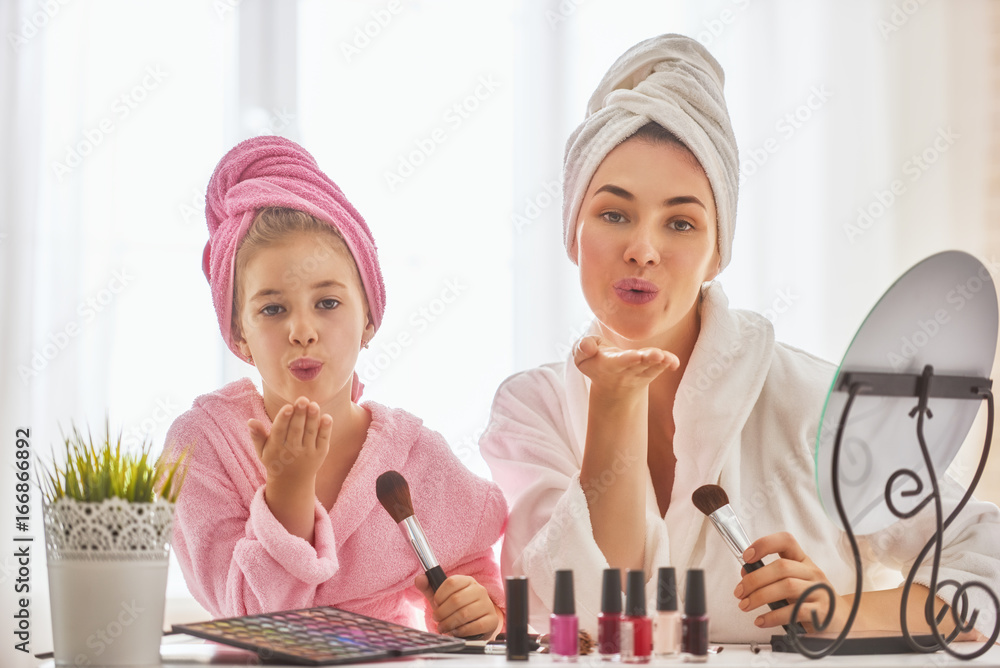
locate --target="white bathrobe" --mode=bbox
[481,282,1000,642]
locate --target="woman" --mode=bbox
[480,34,1000,642]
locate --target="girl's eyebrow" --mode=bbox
[594,184,706,210]
[249,280,348,301]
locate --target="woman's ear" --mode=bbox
[704,250,722,283]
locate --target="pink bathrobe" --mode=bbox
[164,379,507,630]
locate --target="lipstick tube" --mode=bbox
[506,576,530,661]
[550,570,578,661]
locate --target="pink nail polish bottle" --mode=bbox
[550,570,578,661]
[653,567,680,656]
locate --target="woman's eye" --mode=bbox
[602,211,626,224]
[671,220,694,231]
[318,298,340,310]
[261,304,283,316]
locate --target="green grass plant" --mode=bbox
[41,421,188,504]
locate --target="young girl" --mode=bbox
[481,34,1000,641]
[164,136,505,638]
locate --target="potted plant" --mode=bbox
[41,422,188,667]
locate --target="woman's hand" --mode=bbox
[248,396,333,485]
[573,334,679,396]
[734,532,850,633]
[415,573,502,639]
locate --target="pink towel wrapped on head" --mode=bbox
[202,136,387,400]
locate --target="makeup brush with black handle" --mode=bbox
[376,470,448,591]
[691,484,806,635]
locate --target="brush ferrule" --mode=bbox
[707,505,752,564]
[399,515,440,571]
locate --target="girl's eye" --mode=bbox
[671,219,694,232]
[318,298,340,310]
[602,211,627,224]
[261,304,283,316]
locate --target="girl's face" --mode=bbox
[235,230,374,417]
[575,138,720,349]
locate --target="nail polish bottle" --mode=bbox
[653,567,680,656]
[622,570,651,663]
[550,570,578,661]
[506,576,529,661]
[597,568,622,661]
[681,569,708,663]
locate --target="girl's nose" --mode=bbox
[289,313,318,346]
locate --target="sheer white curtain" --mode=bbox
[2,2,999,662]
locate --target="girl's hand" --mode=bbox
[573,335,679,396]
[248,396,333,486]
[734,532,850,633]
[415,574,502,639]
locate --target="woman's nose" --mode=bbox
[624,225,660,266]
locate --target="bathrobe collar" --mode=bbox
[564,281,775,567]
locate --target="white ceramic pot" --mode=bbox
[44,497,174,667]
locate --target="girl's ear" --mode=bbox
[361,314,376,349]
[235,334,251,359]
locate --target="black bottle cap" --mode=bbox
[553,570,575,615]
[684,569,706,616]
[624,569,647,616]
[505,576,529,660]
[656,567,677,612]
[601,568,622,614]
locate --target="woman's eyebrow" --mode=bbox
[594,184,706,210]
[594,184,634,200]
[664,195,706,209]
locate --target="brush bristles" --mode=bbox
[375,470,415,524]
[691,484,730,517]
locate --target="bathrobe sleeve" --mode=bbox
[859,473,1000,638]
[165,412,340,618]
[480,365,665,628]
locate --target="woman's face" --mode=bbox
[575,138,720,349]
[235,230,374,417]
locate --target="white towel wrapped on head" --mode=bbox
[562,33,740,271]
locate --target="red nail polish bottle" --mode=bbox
[598,568,622,661]
[622,569,651,663]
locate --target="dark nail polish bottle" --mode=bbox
[597,568,621,661]
[681,569,708,663]
[622,569,651,663]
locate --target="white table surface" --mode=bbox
[33,635,1000,668]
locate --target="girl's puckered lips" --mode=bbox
[289,357,323,381]
[613,277,659,305]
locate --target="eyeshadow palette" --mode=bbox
[172,606,466,665]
